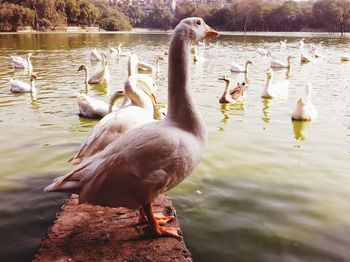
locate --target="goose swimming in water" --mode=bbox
[262,68,288,99]
[45,17,219,239]
[230,60,253,73]
[11,53,33,71]
[292,83,318,121]
[10,73,38,94]
[77,53,110,84]
[218,75,247,104]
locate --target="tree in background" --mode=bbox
[313,0,350,35]
[146,4,174,30]
[0,2,35,31]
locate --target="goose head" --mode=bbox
[157,56,165,62]
[287,55,295,61]
[246,60,253,65]
[266,68,273,79]
[30,73,38,82]
[180,17,219,42]
[77,64,87,73]
[27,53,33,59]
[218,75,231,84]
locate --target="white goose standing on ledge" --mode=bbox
[45,17,219,239]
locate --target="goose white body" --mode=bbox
[90,49,102,61]
[292,83,318,121]
[262,69,288,99]
[10,79,32,93]
[70,74,157,164]
[270,58,287,68]
[77,93,118,119]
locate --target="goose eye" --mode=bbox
[196,20,201,25]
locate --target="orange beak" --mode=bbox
[205,25,219,38]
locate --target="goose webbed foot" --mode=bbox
[142,203,182,239]
[138,207,175,225]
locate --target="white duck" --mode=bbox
[270,55,294,68]
[11,53,33,71]
[69,74,158,164]
[218,75,247,104]
[262,68,288,99]
[292,83,318,121]
[230,60,253,73]
[10,73,38,94]
[77,54,110,84]
[45,17,219,239]
[138,56,164,74]
[77,91,125,119]
[90,48,103,61]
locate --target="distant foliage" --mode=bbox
[0,0,349,34]
[0,3,35,31]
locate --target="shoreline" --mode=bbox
[0,26,348,38]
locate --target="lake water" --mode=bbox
[0,32,349,261]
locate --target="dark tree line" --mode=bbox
[0,0,349,35]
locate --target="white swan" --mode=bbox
[45,17,219,239]
[11,53,32,71]
[10,73,37,94]
[270,55,294,68]
[77,91,125,119]
[90,48,103,61]
[292,83,318,121]
[138,56,164,74]
[218,75,247,104]
[77,54,110,84]
[230,60,253,73]
[262,68,288,99]
[69,74,158,164]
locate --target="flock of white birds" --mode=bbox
[6,17,350,239]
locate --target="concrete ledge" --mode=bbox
[34,194,192,262]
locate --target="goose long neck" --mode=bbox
[223,80,230,96]
[125,83,153,113]
[84,67,89,84]
[156,58,161,72]
[287,58,292,68]
[168,30,206,141]
[245,61,249,72]
[30,79,36,93]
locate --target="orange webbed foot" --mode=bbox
[146,224,183,240]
